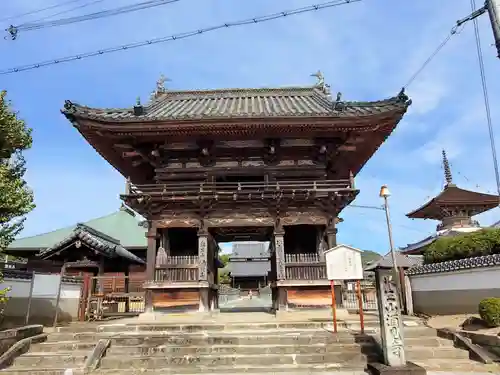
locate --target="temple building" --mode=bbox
[49,72,412,314]
[401,150,499,255]
[227,242,271,291]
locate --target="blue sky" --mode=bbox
[1,0,499,255]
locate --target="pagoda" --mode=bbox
[61,73,411,314]
[401,150,499,255]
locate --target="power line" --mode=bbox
[0,0,361,75]
[7,0,180,39]
[0,0,85,23]
[402,5,488,90]
[470,0,500,199]
[402,26,462,89]
[17,0,107,27]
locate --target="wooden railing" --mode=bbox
[154,266,199,282]
[156,255,198,266]
[285,264,327,280]
[285,253,321,263]
[124,179,354,201]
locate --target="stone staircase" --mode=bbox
[0,320,497,374]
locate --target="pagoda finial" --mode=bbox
[442,149,453,186]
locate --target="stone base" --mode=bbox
[276,307,349,320]
[137,310,211,321]
[367,361,426,375]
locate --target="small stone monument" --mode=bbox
[367,267,426,375]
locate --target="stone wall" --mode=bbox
[0,273,82,328]
[407,254,500,315]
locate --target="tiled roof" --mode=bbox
[364,251,423,271]
[228,260,271,277]
[62,86,411,122]
[407,254,500,275]
[231,242,269,258]
[406,185,499,220]
[8,206,147,253]
[39,223,145,264]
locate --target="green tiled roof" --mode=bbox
[8,206,147,251]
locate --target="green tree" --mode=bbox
[0,90,35,250]
[0,90,35,306]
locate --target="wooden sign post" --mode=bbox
[356,280,365,333]
[329,279,337,333]
[325,244,364,334]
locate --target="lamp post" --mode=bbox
[379,185,404,306]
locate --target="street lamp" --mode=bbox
[379,185,404,306]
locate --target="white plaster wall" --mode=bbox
[410,266,500,292]
[60,282,82,299]
[0,278,31,298]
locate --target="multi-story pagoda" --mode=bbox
[401,150,499,255]
[62,73,411,314]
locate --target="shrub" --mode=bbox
[478,297,500,328]
[423,228,500,264]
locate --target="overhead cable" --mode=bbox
[402,5,487,89]
[0,0,84,23]
[0,0,361,75]
[7,0,180,40]
[17,0,107,27]
[470,0,500,199]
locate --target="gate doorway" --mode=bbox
[217,241,273,313]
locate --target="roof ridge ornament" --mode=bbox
[151,74,171,101]
[442,149,454,187]
[397,87,412,105]
[310,70,331,96]
[133,96,144,116]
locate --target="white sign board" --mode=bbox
[325,244,364,281]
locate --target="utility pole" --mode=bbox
[486,0,500,58]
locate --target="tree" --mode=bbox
[0,90,35,251]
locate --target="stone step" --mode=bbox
[107,332,377,347]
[411,358,500,372]
[0,365,368,375]
[94,321,384,333]
[405,346,470,360]
[31,341,95,352]
[106,342,378,356]
[12,352,88,368]
[94,366,369,375]
[45,327,435,344]
[0,368,83,375]
[98,352,372,369]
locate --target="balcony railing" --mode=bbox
[124,179,354,202]
[154,266,199,282]
[285,253,321,264]
[154,255,199,282]
[285,264,327,280]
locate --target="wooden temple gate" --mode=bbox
[61,75,411,315]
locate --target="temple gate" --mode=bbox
[62,73,411,314]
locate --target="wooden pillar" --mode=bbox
[326,219,337,250]
[274,224,286,311]
[198,229,209,312]
[145,221,158,314]
[124,267,130,313]
[96,256,105,317]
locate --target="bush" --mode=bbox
[478,297,500,328]
[423,228,500,264]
